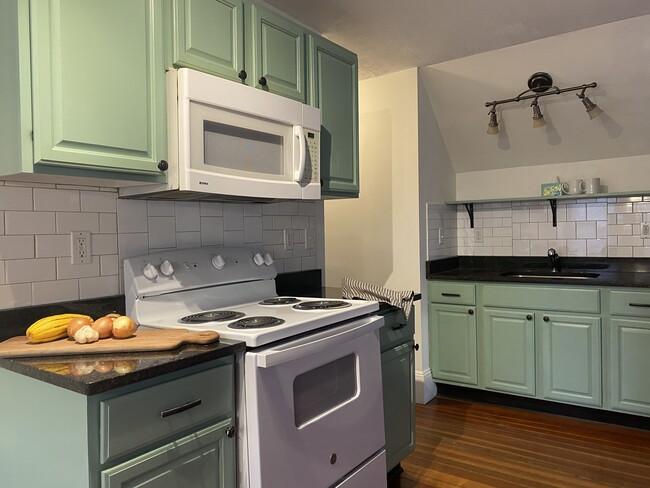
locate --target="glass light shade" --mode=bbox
[580,95,603,119]
[486,110,499,135]
[532,103,546,128]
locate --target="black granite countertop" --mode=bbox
[0,340,246,395]
[427,257,650,288]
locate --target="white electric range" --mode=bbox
[124,246,387,488]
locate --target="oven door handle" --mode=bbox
[254,315,384,368]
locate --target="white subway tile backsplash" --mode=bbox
[118,233,149,261]
[80,275,120,299]
[5,211,55,235]
[176,231,202,249]
[5,258,56,284]
[117,199,148,233]
[32,279,79,305]
[0,236,35,260]
[0,283,32,310]
[100,213,118,234]
[57,257,100,279]
[200,217,225,245]
[0,186,33,210]
[34,188,80,211]
[200,202,223,216]
[174,202,201,232]
[224,230,245,246]
[147,201,175,217]
[244,217,263,243]
[148,217,176,249]
[81,190,117,212]
[100,255,119,276]
[56,212,100,234]
[92,234,118,255]
[35,235,69,258]
[223,204,244,231]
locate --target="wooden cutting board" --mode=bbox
[0,329,220,358]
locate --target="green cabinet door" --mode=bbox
[429,303,477,385]
[172,0,245,83]
[539,313,601,407]
[101,419,235,487]
[382,340,415,473]
[247,4,306,101]
[482,308,535,396]
[609,317,650,416]
[308,35,359,197]
[30,0,166,176]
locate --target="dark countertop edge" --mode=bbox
[0,340,245,396]
[426,257,650,288]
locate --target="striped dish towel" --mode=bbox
[341,277,415,320]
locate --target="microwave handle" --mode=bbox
[293,125,307,182]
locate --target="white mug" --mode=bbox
[562,179,586,195]
[586,177,601,194]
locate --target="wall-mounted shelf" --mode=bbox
[446,190,650,228]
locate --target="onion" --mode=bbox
[93,361,115,374]
[112,316,138,339]
[67,317,93,338]
[92,316,114,339]
[105,313,121,321]
[113,360,136,375]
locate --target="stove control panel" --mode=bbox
[124,246,277,297]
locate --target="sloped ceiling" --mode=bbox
[263,0,650,80]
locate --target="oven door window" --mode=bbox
[189,100,291,180]
[293,354,357,428]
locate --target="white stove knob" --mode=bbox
[263,253,274,265]
[211,254,226,270]
[143,262,158,280]
[160,260,174,277]
[253,253,264,266]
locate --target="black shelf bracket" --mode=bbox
[549,199,557,227]
[464,203,475,228]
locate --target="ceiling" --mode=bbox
[263,0,650,79]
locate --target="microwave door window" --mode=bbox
[203,121,285,177]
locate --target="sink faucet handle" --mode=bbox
[548,248,557,257]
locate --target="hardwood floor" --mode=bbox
[396,396,650,488]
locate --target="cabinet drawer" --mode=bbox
[610,290,650,318]
[100,360,233,463]
[481,285,600,313]
[428,281,476,305]
[380,309,415,352]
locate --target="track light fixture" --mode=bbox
[485,72,602,135]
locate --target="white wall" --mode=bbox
[418,15,650,201]
[324,68,437,403]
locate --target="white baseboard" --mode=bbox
[415,368,437,404]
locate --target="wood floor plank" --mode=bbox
[396,396,650,488]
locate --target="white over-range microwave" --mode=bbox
[121,68,321,201]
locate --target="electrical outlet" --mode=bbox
[642,223,650,239]
[283,229,294,250]
[306,228,315,249]
[438,228,444,245]
[474,228,483,244]
[71,231,91,264]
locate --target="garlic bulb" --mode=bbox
[74,325,100,344]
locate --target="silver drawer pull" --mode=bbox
[441,292,461,297]
[629,303,650,308]
[392,322,408,331]
[160,399,202,418]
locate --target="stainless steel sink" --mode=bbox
[500,271,600,280]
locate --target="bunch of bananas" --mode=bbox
[25,313,92,344]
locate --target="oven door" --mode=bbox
[244,314,386,488]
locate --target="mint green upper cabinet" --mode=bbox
[482,308,536,396]
[429,303,478,385]
[539,313,601,407]
[248,4,306,102]
[308,35,359,197]
[172,0,245,83]
[30,0,166,177]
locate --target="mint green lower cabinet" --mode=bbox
[0,357,235,488]
[482,308,535,396]
[539,313,601,407]
[380,309,416,473]
[609,317,650,416]
[101,420,234,488]
[429,303,477,385]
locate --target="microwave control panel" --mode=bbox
[305,129,320,184]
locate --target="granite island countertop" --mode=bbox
[427,256,650,288]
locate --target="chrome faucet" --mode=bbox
[548,248,560,273]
